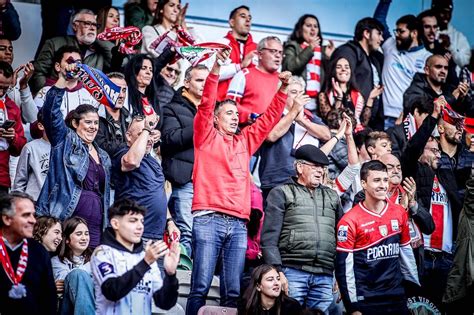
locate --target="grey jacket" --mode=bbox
[262,178,343,275]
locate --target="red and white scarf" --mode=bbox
[301,43,321,98]
[0,233,28,287]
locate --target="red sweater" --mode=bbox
[0,97,26,188]
[192,73,286,219]
[217,31,257,101]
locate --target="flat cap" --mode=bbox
[294,144,329,166]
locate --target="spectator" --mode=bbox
[258,76,330,199]
[0,37,37,124]
[91,198,180,315]
[51,217,94,315]
[403,54,460,118]
[238,264,303,315]
[157,59,180,106]
[161,64,210,256]
[401,98,463,312]
[33,215,62,254]
[12,111,50,200]
[0,61,26,195]
[185,51,290,314]
[432,0,471,68]
[330,17,384,130]
[417,10,458,86]
[31,9,113,95]
[36,79,111,249]
[0,192,57,315]
[125,0,156,30]
[335,161,420,314]
[443,166,474,314]
[227,36,283,125]
[112,113,179,242]
[374,1,432,129]
[261,144,343,312]
[34,46,100,116]
[325,56,383,130]
[217,5,257,101]
[388,96,433,159]
[365,130,392,160]
[97,6,120,34]
[0,0,21,41]
[96,72,131,157]
[283,14,335,102]
[141,0,198,58]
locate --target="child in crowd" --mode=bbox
[12,111,50,200]
[33,215,62,254]
[51,217,95,315]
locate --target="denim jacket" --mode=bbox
[36,87,111,229]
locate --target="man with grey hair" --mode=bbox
[227,35,283,126]
[161,64,210,256]
[261,144,343,312]
[31,8,113,95]
[0,192,56,315]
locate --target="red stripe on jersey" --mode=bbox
[430,203,444,250]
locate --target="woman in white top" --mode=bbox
[51,217,94,315]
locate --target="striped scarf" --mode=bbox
[301,43,321,97]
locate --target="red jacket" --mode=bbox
[0,97,26,188]
[192,73,286,220]
[217,31,257,101]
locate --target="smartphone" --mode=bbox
[0,119,15,129]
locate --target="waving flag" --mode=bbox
[97,26,142,54]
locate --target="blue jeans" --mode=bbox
[168,182,194,257]
[284,267,334,313]
[384,116,397,130]
[421,250,454,312]
[186,213,247,315]
[61,269,95,315]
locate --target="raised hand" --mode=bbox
[279,71,292,87]
[241,50,256,68]
[163,240,181,276]
[369,85,384,100]
[342,112,353,136]
[324,40,336,58]
[432,96,446,118]
[19,62,34,90]
[144,240,169,265]
[331,77,343,99]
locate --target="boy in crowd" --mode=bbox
[91,199,180,315]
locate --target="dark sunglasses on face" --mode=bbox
[165,66,180,75]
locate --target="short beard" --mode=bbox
[446,133,461,145]
[396,36,413,51]
[77,34,96,46]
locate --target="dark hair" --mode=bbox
[37,109,44,124]
[53,45,82,66]
[214,99,237,116]
[64,104,98,130]
[289,14,323,44]
[58,217,92,264]
[153,0,181,25]
[108,198,147,220]
[0,192,34,227]
[241,264,288,315]
[417,9,438,22]
[360,160,387,181]
[396,15,421,43]
[354,127,372,150]
[0,60,13,78]
[326,109,341,130]
[229,5,250,20]
[410,96,434,116]
[107,71,125,80]
[324,56,359,93]
[124,54,157,115]
[97,6,120,34]
[33,216,61,244]
[354,17,384,41]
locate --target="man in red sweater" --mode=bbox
[0,61,26,195]
[185,50,290,315]
[217,5,257,101]
[227,36,283,125]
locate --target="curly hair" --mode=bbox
[33,216,61,243]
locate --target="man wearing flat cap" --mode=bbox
[261,144,343,312]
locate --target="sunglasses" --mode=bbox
[165,66,180,75]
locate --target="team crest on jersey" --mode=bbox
[432,177,440,193]
[391,220,399,231]
[379,225,388,237]
[337,225,348,242]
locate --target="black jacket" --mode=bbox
[401,115,463,237]
[96,108,131,158]
[160,88,197,185]
[403,72,456,118]
[330,40,384,130]
[386,123,406,159]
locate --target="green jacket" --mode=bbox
[282,40,328,88]
[443,176,474,303]
[262,178,343,275]
[124,3,154,30]
[31,36,112,95]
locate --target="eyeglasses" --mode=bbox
[75,20,99,29]
[165,66,180,75]
[393,28,408,35]
[0,45,13,52]
[299,161,325,170]
[260,48,284,57]
[425,147,441,155]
